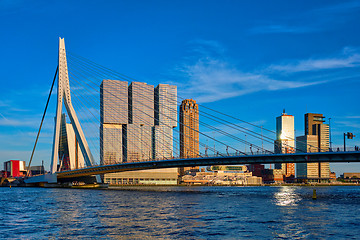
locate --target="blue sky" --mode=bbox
[0,0,360,176]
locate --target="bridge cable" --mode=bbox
[26,66,58,177]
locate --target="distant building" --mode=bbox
[179,99,199,175]
[182,168,262,185]
[273,111,295,182]
[247,164,264,177]
[128,82,154,126]
[153,84,177,160]
[340,173,360,183]
[3,160,26,178]
[296,113,330,182]
[104,168,178,185]
[100,80,127,165]
[209,165,248,172]
[125,82,154,162]
[102,80,178,184]
[29,166,45,176]
[341,173,360,179]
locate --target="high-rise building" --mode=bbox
[273,111,295,181]
[179,99,199,174]
[305,113,325,135]
[296,113,330,182]
[296,135,329,180]
[123,124,152,162]
[128,82,154,126]
[100,124,123,165]
[100,80,128,165]
[313,124,330,152]
[153,84,177,160]
[102,80,179,184]
[124,82,154,162]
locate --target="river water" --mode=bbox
[0,186,360,239]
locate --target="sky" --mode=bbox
[0,0,360,176]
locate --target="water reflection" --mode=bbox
[274,186,301,206]
[1,187,360,239]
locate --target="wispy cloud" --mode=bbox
[267,48,360,73]
[344,116,360,119]
[336,120,360,129]
[178,56,326,103]
[0,113,39,127]
[175,40,331,103]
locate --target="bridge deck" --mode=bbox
[57,151,360,178]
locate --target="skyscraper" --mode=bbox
[179,99,199,174]
[128,82,154,126]
[296,135,320,179]
[125,82,154,162]
[100,80,128,165]
[273,111,295,181]
[101,80,179,184]
[153,84,177,160]
[296,113,330,182]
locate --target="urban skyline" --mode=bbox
[0,1,359,176]
[1,2,360,239]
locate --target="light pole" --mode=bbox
[344,132,355,151]
[329,118,332,150]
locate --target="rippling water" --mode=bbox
[0,186,360,239]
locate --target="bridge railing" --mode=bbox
[59,147,360,172]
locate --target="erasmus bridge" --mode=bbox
[25,38,360,184]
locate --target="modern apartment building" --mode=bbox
[179,99,199,174]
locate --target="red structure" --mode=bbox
[3,160,26,178]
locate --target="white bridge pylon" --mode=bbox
[50,38,95,174]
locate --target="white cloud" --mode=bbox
[174,41,360,103]
[344,116,360,119]
[178,56,327,103]
[336,121,360,129]
[0,113,41,127]
[267,51,360,73]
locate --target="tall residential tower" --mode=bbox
[179,99,199,174]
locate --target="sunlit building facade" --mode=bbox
[153,84,177,160]
[296,113,330,182]
[273,111,295,181]
[100,80,128,165]
[179,99,199,174]
[102,80,178,184]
